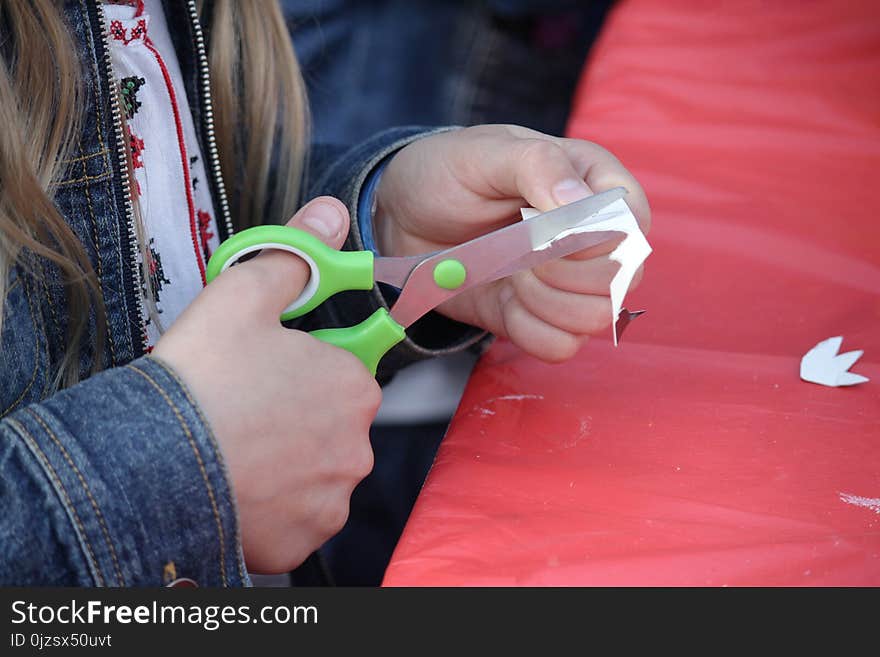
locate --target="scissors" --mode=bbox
[206,187,630,375]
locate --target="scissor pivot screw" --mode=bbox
[433,259,467,290]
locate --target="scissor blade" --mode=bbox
[488,220,624,282]
[522,186,628,248]
[389,187,628,329]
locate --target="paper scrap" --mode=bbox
[615,308,645,342]
[521,198,652,345]
[800,336,869,387]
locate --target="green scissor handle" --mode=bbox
[206,225,407,374]
[206,225,374,320]
[312,308,406,375]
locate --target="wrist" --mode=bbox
[373,174,413,257]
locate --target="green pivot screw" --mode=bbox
[433,259,467,290]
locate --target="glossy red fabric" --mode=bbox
[384,0,880,585]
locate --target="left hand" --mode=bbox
[375,125,652,362]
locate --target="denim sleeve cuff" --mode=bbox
[355,157,390,256]
[1,356,248,586]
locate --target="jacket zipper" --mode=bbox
[185,0,234,240]
[91,1,233,357]
[91,1,147,356]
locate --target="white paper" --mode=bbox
[800,336,869,387]
[520,199,652,345]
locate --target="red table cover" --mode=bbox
[384,0,880,585]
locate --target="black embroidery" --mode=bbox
[190,155,200,190]
[141,239,171,321]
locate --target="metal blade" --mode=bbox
[523,186,628,247]
[389,187,629,328]
[372,254,425,289]
[489,222,625,282]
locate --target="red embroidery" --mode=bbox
[197,210,215,261]
[128,128,145,169]
[109,18,147,45]
[143,36,207,285]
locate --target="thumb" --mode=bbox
[244,196,351,317]
[283,195,350,246]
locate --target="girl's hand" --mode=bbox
[153,197,380,574]
[376,125,652,362]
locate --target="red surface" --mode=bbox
[384,0,880,585]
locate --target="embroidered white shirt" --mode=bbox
[102,0,220,349]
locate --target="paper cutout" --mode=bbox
[521,198,652,344]
[800,336,869,387]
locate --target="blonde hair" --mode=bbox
[0,0,309,387]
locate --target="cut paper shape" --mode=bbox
[800,336,869,387]
[521,198,652,344]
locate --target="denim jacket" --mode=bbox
[0,0,483,586]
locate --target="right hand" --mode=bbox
[152,196,381,574]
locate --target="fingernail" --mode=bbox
[552,178,592,205]
[302,202,344,238]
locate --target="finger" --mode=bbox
[497,282,586,362]
[533,256,622,295]
[468,129,652,241]
[471,133,595,213]
[532,259,645,298]
[556,139,651,235]
[511,270,614,336]
[241,196,351,318]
